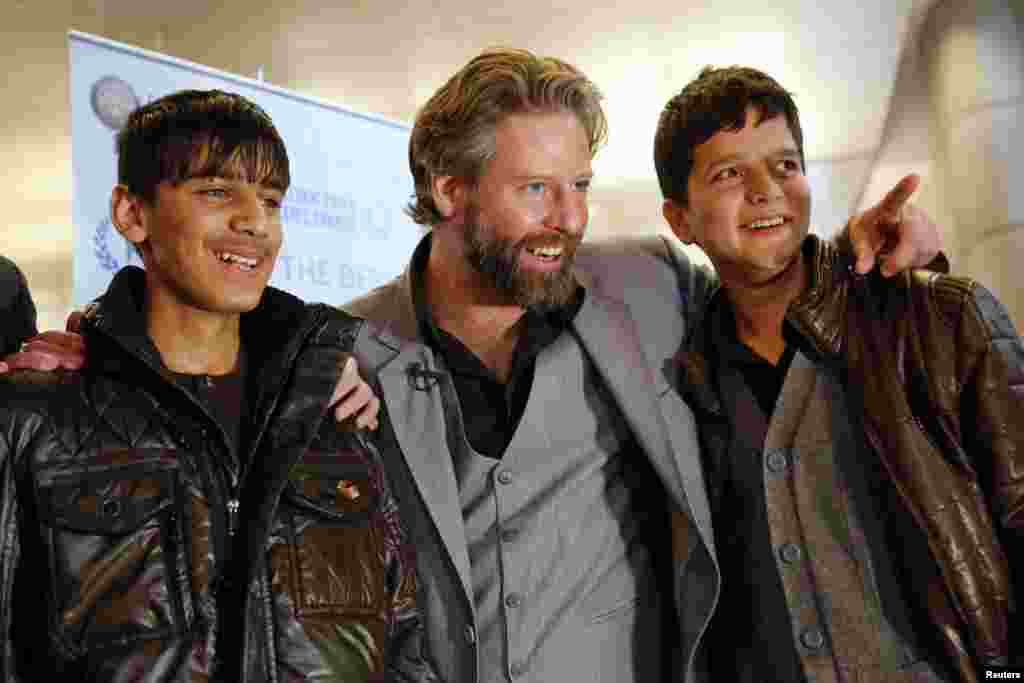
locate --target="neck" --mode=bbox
[719,253,807,365]
[146,287,242,376]
[424,230,525,380]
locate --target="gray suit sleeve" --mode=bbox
[656,235,717,333]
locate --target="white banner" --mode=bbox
[70,31,421,307]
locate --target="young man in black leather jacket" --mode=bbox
[0,89,436,682]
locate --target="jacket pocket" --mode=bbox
[272,451,387,614]
[33,449,192,656]
[269,449,391,676]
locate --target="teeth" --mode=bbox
[527,246,563,258]
[217,252,259,270]
[748,216,785,229]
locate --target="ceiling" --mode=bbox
[1,0,941,274]
[71,0,940,182]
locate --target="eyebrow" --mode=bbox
[508,171,594,182]
[704,147,801,174]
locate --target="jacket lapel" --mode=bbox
[572,289,715,552]
[361,322,475,602]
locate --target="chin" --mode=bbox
[210,293,265,314]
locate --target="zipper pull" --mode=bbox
[227,498,240,537]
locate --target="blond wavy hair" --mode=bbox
[406,48,607,226]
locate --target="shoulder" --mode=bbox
[576,234,681,271]
[575,234,717,322]
[0,254,23,280]
[304,303,367,352]
[0,369,83,434]
[340,277,405,321]
[578,233,714,284]
[904,272,1021,369]
[0,255,30,304]
[907,271,1012,332]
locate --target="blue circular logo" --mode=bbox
[90,76,139,131]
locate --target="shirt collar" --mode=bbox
[707,291,806,369]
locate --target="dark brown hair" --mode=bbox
[116,89,290,202]
[654,66,804,204]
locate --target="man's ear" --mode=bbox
[663,199,695,244]
[431,175,467,221]
[110,185,150,246]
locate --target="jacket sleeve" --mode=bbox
[0,411,24,682]
[363,429,441,683]
[658,233,718,327]
[960,285,1024,597]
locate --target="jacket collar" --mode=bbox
[675,234,854,415]
[82,266,319,379]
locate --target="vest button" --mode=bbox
[778,543,802,564]
[500,527,519,543]
[496,470,514,485]
[766,449,789,473]
[464,625,476,644]
[800,626,826,650]
[504,593,522,609]
[510,662,527,678]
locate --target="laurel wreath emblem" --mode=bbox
[93,218,121,272]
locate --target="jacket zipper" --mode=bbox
[224,307,330,539]
[227,493,240,537]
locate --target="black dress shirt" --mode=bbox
[409,236,583,460]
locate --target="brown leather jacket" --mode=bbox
[678,235,1024,682]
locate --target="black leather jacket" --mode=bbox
[0,267,436,682]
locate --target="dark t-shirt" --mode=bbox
[172,349,248,467]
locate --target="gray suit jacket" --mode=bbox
[343,234,720,683]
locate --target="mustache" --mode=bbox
[517,231,583,252]
[206,239,276,259]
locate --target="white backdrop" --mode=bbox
[70,31,422,308]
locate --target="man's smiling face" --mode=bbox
[456,109,593,311]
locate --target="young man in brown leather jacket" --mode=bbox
[657,66,1024,682]
[0,90,435,681]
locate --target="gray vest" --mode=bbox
[448,330,667,683]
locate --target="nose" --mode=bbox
[546,186,588,237]
[231,190,271,237]
[746,167,784,204]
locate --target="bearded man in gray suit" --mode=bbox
[342,47,943,683]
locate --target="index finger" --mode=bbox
[877,174,920,217]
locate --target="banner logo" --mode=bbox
[92,218,137,272]
[90,76,139,130]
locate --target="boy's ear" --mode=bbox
[431,174,467,221]
[110,185,150,246]
[663,199,696,244]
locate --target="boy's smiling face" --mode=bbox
[664,105,811,287]
[115,165,284,319]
